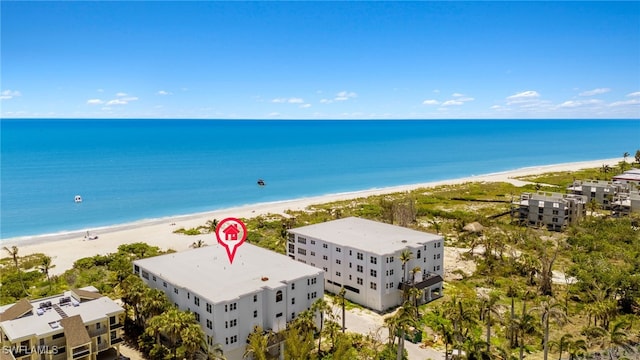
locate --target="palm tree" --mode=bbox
[407,287,422,317]
[533,298,567,360]
[337,287,346,333]
[39,255,56,291]
[513,299,538,360]
[205,219,218,233]
[140,288,170,324]
[480,291,502,353]
[3,245,27,296]
[392,302,417,360]
[311,298,331,354]
[566,338,587,360]
[399,249,413,294]
[146,307,194,359]
[120,275,147,326]
[549,333,573,360]
[181,323,206,359]
[438,322,454,360]
[597,320,635,360]
[635,150,640,165]
[244,326,268,360]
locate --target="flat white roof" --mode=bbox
[133,244,323,303]
[0,288,123,341]
[289,217,442,255]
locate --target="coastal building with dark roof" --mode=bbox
[0,287,125,360]
[287,217,445,312]
[132,244,324,360]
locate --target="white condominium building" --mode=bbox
[287,217,444,312]
[0,287,125,360]
[132,244,324,360]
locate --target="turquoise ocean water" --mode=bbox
[1,119,639,239]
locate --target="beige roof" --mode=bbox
[60,315,91,348]
[72,288,102,300]
[0,298,32,322]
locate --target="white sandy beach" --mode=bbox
[1,158,625,275]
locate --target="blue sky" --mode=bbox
[1,1,639,119]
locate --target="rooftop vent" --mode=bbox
[261,277,269,281]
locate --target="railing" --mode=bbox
[109,322,124,330]
[110,337,124,345]
[72,347,91,359]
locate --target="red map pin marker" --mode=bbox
[215,218,247,264]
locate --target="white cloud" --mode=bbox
[271,98,286,103]
[507,90,540,100]
[609,99,640,107]
[579,88,611,96]
[97,89,104,93]
[299,103,311,108]
[106,96,138,106]
[422,99,440,105]
[115,92,128,97]
[441,100,464,106]
[157,90,171,95]
[87,99,104,105]
[452,93,465,97]
[268,112,281,117]
[334,91,357,101]
[320,99,333,104]
[272,97,304,104]
[288,98,304,104]
[557,99,603,108]
[0,89,21,100]
[457,97,475,102]
[626,91,640,97]
[506,90,541,105]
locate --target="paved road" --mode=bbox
[341,306,445,360]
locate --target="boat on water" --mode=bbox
[257,179,266,186]
[74,195,83,203]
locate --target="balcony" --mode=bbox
[110,337,124,345]
[72,347,91,359]
[398,273,444,292]
[109,322,124,330]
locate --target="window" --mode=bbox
[194,312,200,321]
[336,247,341,252]
[152,275,156,281]
[349,275,352,280]
[370,269,377,277]
[276,312,283,318]
[291,283,295,290]
[357,252,363,260]
[53,333,64,340]
[438,242,441,248]
[276,290,283,302]
[187,293,190,299]
[390,269,394,275]
[141,271,149,280]
[434,254,437,260]
[163,281,167,288]
[97,337,101,344]
[96,323,101,329]
[336,259,341,264]
[390,282,394,288]
[323,267,328,272]
[310,277,317,285]
[323,255,328,260]
[253,294,258,302]
[174,288,179,294]
[357,277,363,285]
[370,282,377,290]
[310,251,315,256]
[289,244,295,253]
[291,298,296,304]
[370,256,377,264]
[437,254,441,259]
[349,262,352,268]
[336,271,341,277]
[390,256,394,262]
[298,248,306,255]
[254,310,258,318]
[134,265,140,273]
[194,297,200,306]
[357,265,363,273]
[206,319,213,329]
[323,244,328,249]
[417,250,421,259]
[298,237,307,244]
[349,250,352,256]
[311,240,315,245]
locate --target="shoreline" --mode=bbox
[1,157,624,275]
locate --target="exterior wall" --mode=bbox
[516,192,587,231]
[136,266,323,360]
[287,233,444,312]
[0,297,124,360]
